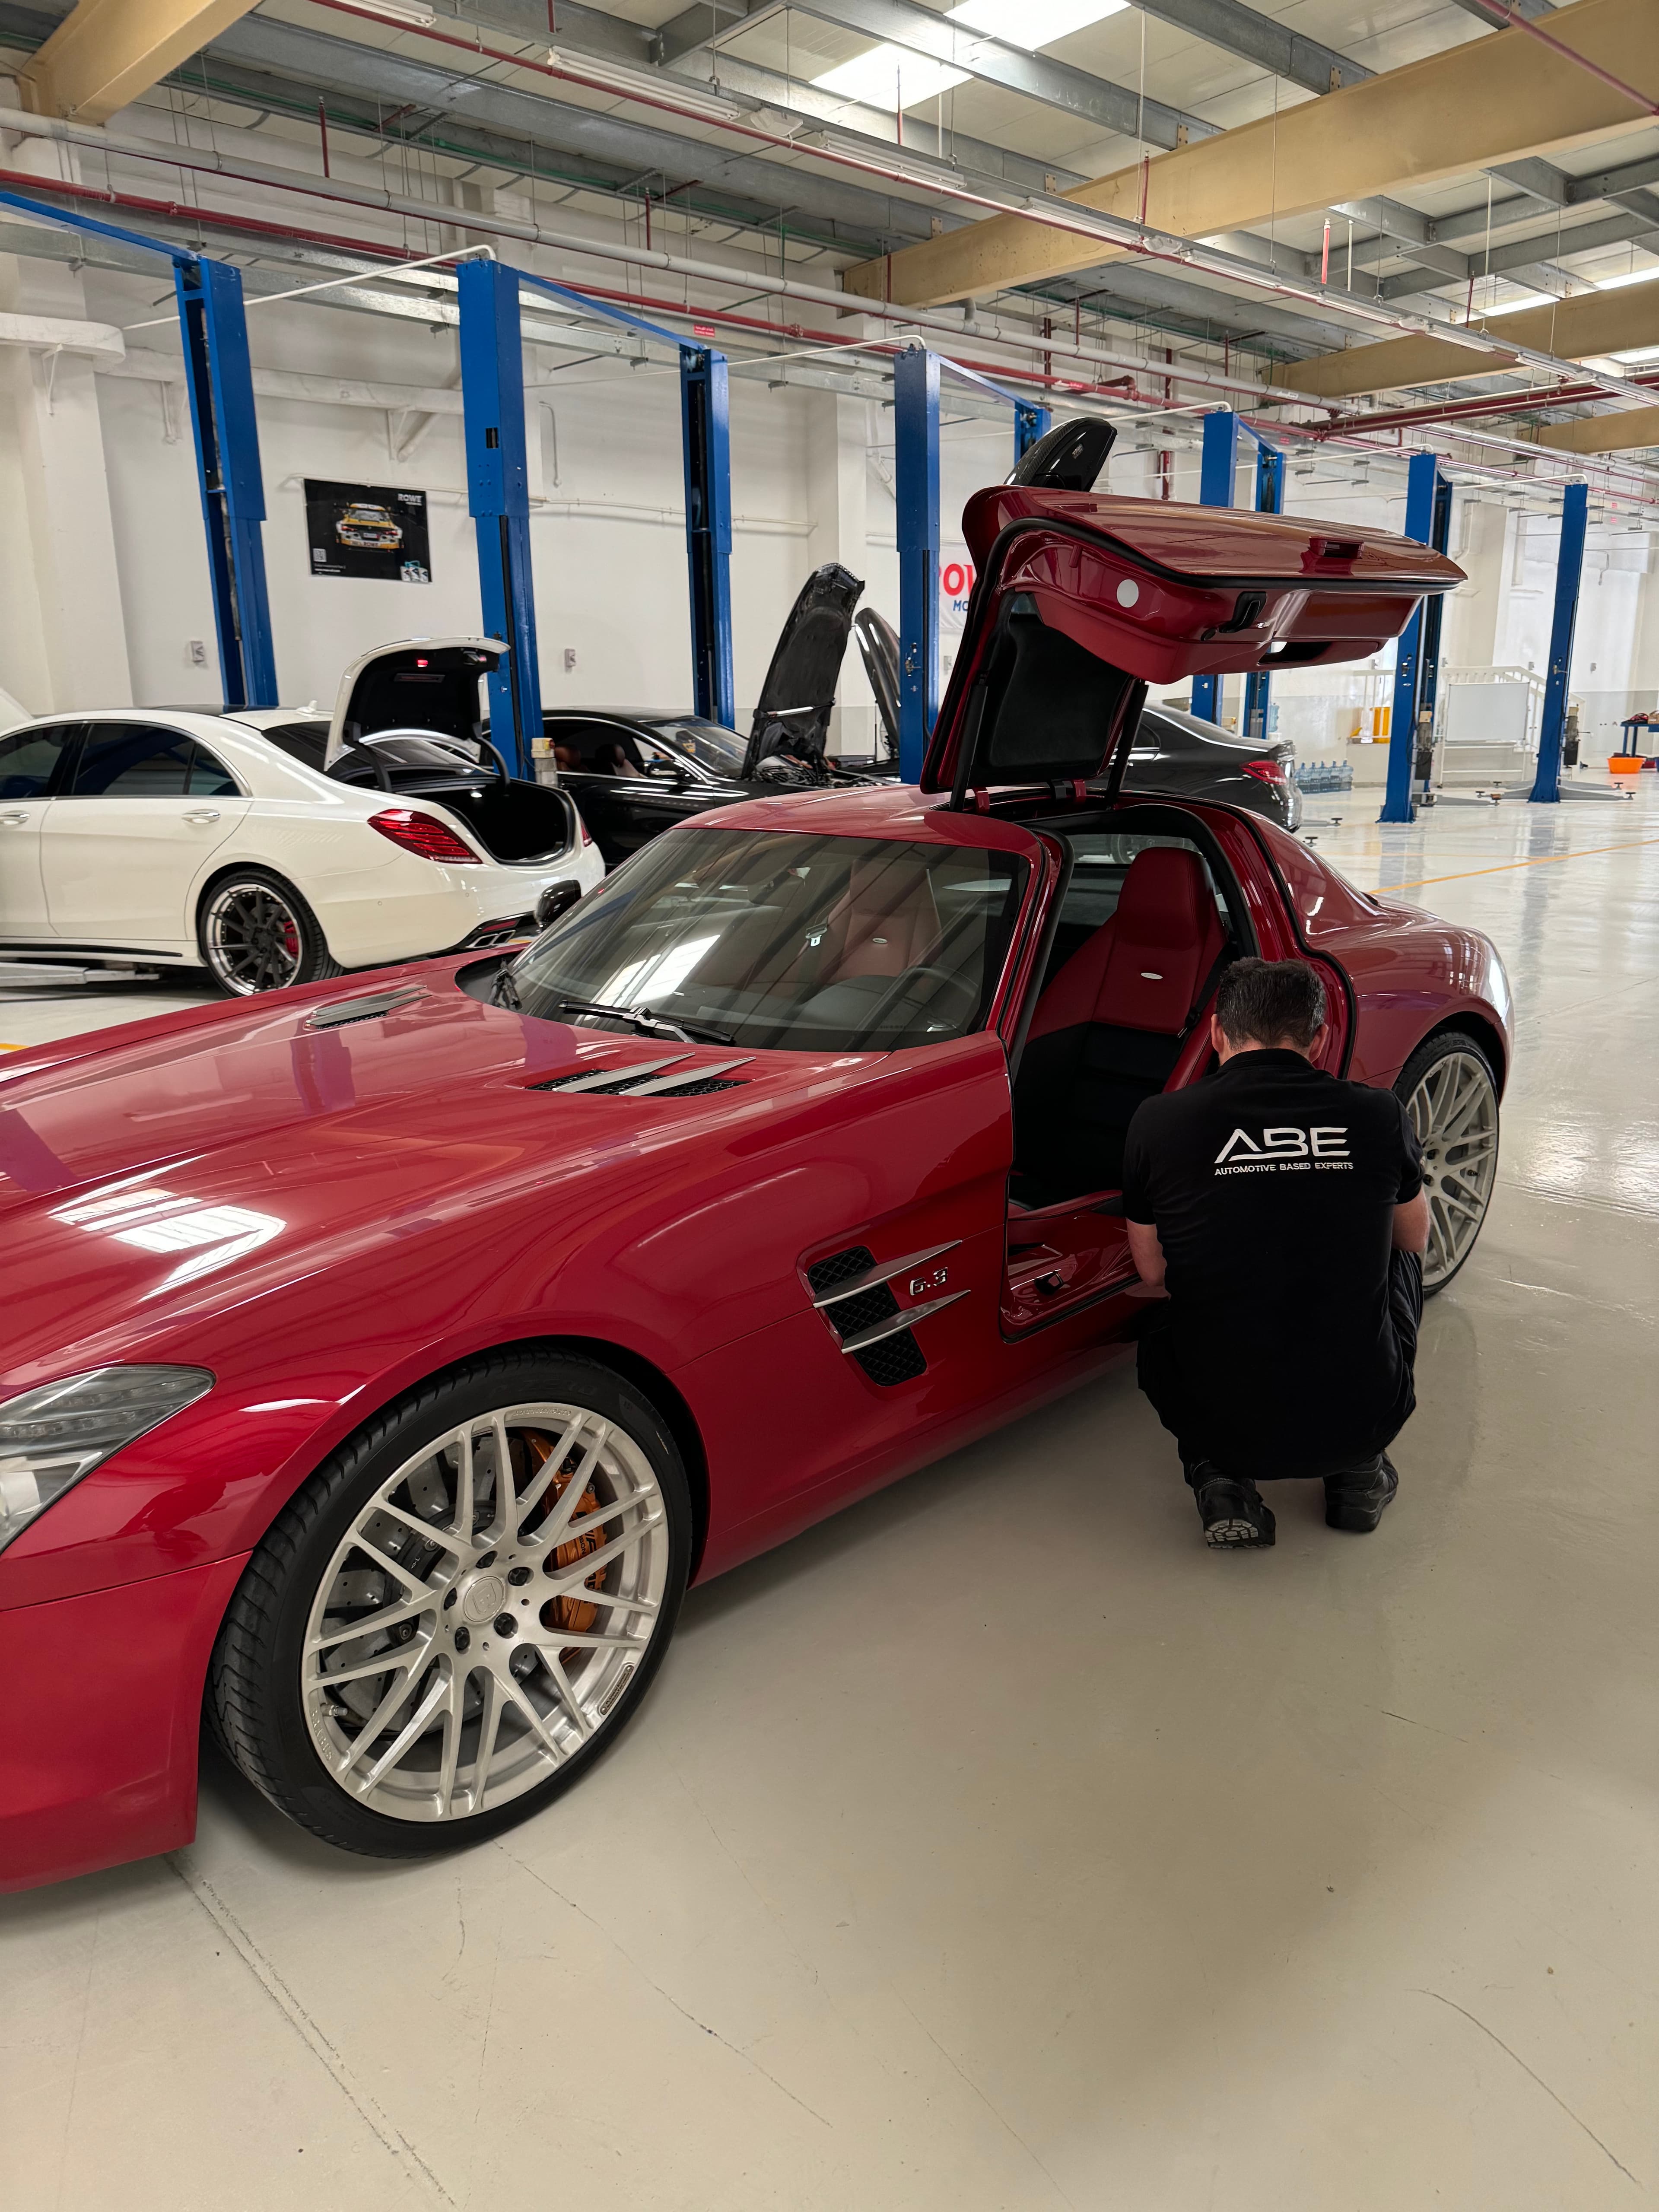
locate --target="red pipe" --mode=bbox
[1316,373,1659,438]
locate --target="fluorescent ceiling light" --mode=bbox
[1596,266,1659,291]
[947,0,1128,50]
[549,47,746,119]
[350,0,436,25]
[814,46,969,109]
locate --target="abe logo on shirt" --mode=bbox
[1214,1125,1351,1175]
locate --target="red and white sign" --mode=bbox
[939,556,976,633]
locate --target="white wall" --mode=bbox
[73,259,834,721]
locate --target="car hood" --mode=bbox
[0,969,884,1382]
[744,563,865,775]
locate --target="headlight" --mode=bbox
[0,1366,214,1557]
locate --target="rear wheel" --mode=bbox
[1395,1033,1500,1294]
[198,867,342,995]
[207,1351,692,1857]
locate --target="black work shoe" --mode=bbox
[1324,1454,1399,1533]
[1192,1470,1276,1549]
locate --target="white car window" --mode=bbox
[70,723,196,797]
[187,747,241,797]
[0,723,78,799]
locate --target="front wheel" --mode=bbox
[1395,1032,1500,1294]
[207,1351,693,1858]
[198,867,342,995]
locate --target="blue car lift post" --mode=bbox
[893,345,1051,782]
[0,187,278,708]
[458,260,736,772]
[1529,479,1589,806]
[1189,410,1282,737]
[1381,451,1454,824]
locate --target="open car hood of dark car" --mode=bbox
[920,488,1464,797]
[853,608,901,760]
[743,563,865,777]
[325,636,505,768]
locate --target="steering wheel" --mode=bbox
[864,963,981,1036]
[358,727,512,788]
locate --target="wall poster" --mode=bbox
[304,480,431,583]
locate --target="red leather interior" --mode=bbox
[1028,846,1224,1039]
[823,855,943,982]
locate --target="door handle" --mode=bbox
[184,809,222,824]
[0,810,28,826]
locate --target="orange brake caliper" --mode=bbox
[518,1430,608,1634]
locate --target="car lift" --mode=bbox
[0,188,278,712]
[893,345,1050,781]
[1189,410,1284,741]
[1381,451,1454,825]
[458,260,736,772]
[1529,479,1588,806]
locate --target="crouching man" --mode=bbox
[1123,957,1429,1549]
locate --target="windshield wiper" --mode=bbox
[553,996,736,1046]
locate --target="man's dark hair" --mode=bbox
[1214,957,1327,1049]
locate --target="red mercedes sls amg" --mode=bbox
[0,479,1507,1889]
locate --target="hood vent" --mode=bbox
[531,1053,752,1099]
[307,986,427,1029]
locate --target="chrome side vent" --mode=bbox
[307,986,426,1030]
[530,1055,752,1098]
[804,1239,965,1388]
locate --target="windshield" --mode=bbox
[639,718,747,777]
[505,827,1030,1052]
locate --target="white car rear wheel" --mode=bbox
[199,868,343,995]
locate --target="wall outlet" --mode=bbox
[562,648,577,672]
[187,638,208,667]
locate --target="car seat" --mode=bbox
[1013,845,1228,1205]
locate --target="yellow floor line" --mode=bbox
[1376,833,1659,895]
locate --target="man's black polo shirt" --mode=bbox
[1121,1049,1424,1477]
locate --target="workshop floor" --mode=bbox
[5,774,1658,2212]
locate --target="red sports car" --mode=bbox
[0,486,1506,1890]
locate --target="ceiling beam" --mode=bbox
[676,0,1219,151]
[1127,0,1359,98]
[1533,406,1659,451]
[840,0,1659,308]
[1269,277,1659,398]
[422,0,1655,308]
[1377,209,1659,302]
[17,0,259,119]
[199,11,938,247]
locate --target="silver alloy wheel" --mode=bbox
[205,880,305,994]
[300,1401,668,1823]
[1406,1048,1499,1290]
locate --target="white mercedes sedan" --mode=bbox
[0,639,604,994]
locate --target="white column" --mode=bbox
[805,391,870,757]
[0,102,133,713]
[1440,498,1509,670]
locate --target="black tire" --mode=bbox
[197,866,343,995]
[207,1349,693,1859]
[1393,1030,1500,1296]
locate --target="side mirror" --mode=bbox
[534,880,584,931]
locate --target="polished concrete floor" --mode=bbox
[5,775,1658,2211]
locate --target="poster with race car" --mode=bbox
[304,480,431,583]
